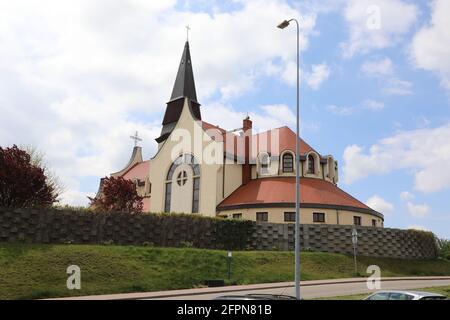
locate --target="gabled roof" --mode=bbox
[122,160,150,181]
[110,146,143,178]
[202,121,319,159]
[217,177,383,219]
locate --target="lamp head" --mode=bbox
[277,20,290,29]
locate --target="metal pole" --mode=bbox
[293,18,301,301]
[277,17,301,301]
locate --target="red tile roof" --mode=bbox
[202,121,318,158]
[218,177,383,218]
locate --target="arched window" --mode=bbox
[282,153,294,173]
[307,154,315,174]
[164,154,200,213]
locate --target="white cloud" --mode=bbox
[361,58,393,77]
[383,78,413,96]
[407,202,431,219]
[202,103,295,133]
[342,123,450,193]
[304,63,331,90]
[342,0,418,57]
[280,62,330,90]
[363,99,385,111]
[407,225,429,231]
[326,105,354,116]
[360,57,412,96]
[400,191,415,202]
[0,0,318,206]
[366,195,394,214]
[411,0,450,91]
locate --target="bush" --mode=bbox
[438,238,450,260]
[89,176,143,214]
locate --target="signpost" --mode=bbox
[352,228,358,276]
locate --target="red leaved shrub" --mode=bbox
[89,176,143,214]
[0,145,58,208]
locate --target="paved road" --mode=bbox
[52,277,450,300]
[157,278,450,300]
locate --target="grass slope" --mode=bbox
[0,244,449,300]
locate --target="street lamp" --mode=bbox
[277,18,301,301]
[352,228,358,276]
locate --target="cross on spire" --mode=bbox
[186,25,191,41]
[130,131,143,147]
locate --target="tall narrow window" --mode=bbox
[259,153,270,175]
[192,177,200,213]
[282,153,294,173]
[354,216,362,226]
[308,154,315,174]
[164,182,172,213]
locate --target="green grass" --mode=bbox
[0,244,450,300]
[315,286,450,300]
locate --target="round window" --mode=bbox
[177,171,188,186]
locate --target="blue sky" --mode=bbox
[0,0,449,237]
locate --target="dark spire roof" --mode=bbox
[170,41,198,103]
[156,41,201,145]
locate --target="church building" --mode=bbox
[99,41,384,228]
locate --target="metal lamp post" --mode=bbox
[277,18,301,300]
[227,251,233,280]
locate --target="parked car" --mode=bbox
[214,294,297,300]
[365,290,446,300]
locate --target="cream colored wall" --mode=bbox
[148,98,222,217]
[338,211,383,227]
[222,162,243,201]
[218,207,383,227]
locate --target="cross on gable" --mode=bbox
[130,131,143,147]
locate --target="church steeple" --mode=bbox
[156,41,202,145]
[170,41,198,103]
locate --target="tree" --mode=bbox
[0,145,59,207]
[438,238,450,260]
[89,176,143,214]
[24,145,65,199]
